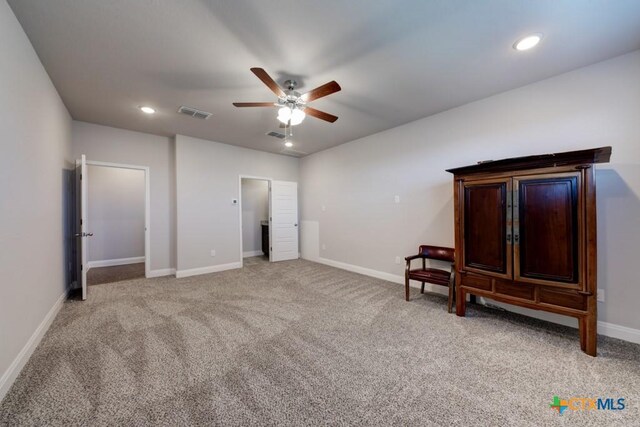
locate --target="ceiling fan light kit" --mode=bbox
[278,106,305,125]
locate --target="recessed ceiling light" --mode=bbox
[284,141,293,148]
[514,34,542,51]
[139,106,156,114]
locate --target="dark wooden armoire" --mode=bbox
[447,147,611,356]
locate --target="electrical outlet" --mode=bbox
[597,289,605,302]
[395,256,401,264]
[394,195,400,204]
[321,244,326,250]
[321,205,326,211]
[210,250,216,257]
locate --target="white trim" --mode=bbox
[0,289,68,402]
[238,175,273,268]
[314,257,640,344]
[175,262,241,279]
[316,257,448,296]
[243,250,264,258]
[87,256,145,269]
[598,321,640,344]
[86,160,151,280]
[479,298,640,345]
[147,268,176,278]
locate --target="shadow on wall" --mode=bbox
[62,168,76,289]
[418,181,455,246]
[596,166,640,328]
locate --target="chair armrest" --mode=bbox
[405,254,424,274]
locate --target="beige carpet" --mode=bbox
[1,257,638,426]
[87,263,145,286]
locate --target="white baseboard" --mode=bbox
[147,268,176,278]
[87,256,145,269]
[0,288,68,402]
[175,262,241,279]
[313,257,640,345]
[315,257,448,296]
[479,298,640,345]
[598,321,640,344]
[243,250,264,258]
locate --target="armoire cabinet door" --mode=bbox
[514,172,582,286]
[462,178,512,278]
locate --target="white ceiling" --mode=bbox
[8,0,640,155]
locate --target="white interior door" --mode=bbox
[75,155,90,300]
[270,181,299,262]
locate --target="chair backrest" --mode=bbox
[419,245,455,263]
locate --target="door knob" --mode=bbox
[75,232,93,237]
[294,224,298,227]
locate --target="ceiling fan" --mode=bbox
[233,68,341,126]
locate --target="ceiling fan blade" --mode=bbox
[304,107,338,123]
[232,102,276,107]
[301,81,341,102]
[250,68,285,98]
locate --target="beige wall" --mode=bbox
[87,165,145,262]
[71,121,175,273]
[175,135,298,273]
[300,50,640,330]
[241,179,269,256]
[0,1,72,397]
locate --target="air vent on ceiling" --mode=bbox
[266,131,286,139]
[177,105,212,119]
[280,148,309,157]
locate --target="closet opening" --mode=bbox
[83,161,149,289]
[240,177,271,267]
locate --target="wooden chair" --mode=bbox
[405,245,456,312]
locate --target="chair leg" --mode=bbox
[405,276,410,301]
[448,270,456,314]
[421,282,425,294]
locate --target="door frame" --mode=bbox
[86,160,151,279]
[238,175,272,268]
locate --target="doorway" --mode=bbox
[238,176,299,268]
[75,156,150,299]
[240,178,270,264]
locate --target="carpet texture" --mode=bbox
[87,263,145,286]
[1,257,639,426]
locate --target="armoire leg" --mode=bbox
[456,287,466,316]
[585,314,597,356]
